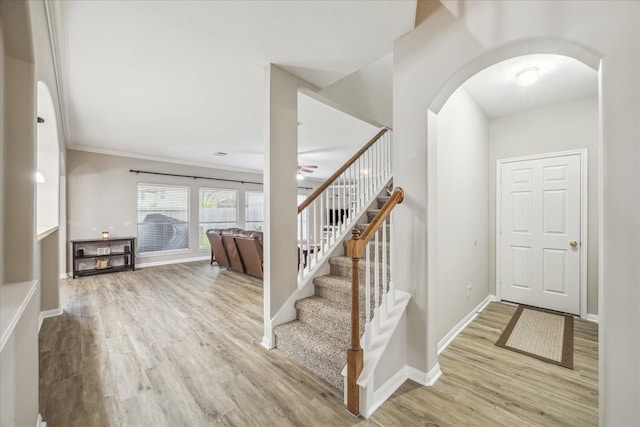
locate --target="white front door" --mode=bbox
[499,153,582,315]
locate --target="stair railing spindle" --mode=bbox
[313,200,318,266]
[382,218,388,320]
[374,228,380,334]
[389,210,395,302]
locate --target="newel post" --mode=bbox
[346,229,363,415]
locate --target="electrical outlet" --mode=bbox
[466,283,472,297]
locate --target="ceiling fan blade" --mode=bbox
[299,167,315,173]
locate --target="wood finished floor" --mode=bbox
[40,261,598,426]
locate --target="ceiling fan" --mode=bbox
[298,165,317,174]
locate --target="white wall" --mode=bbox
[318,54,393,128]
[31,0,67,310]
[4,56,36,284]
[393,2,639,424]
[0,284,40,427]
[0,1,40,425]
[36,82,60,230]
[489,96,599,314]
[436,87,490,341]
[262,65,304,347]
[0,16,4,288]
[66,150,267,271]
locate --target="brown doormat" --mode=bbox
[495,305,573,369]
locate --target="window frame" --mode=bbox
[198,187,239,249]
[137,183,190,255]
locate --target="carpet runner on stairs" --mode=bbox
[274,195,391,390]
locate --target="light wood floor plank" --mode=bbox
[39,262,597,426]
[371,302,598,427]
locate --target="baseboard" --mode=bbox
[365,363,441,418]
[369,366,409,417]
[407,363,442,387]
[38,307,63,332]
[261,335,274,350]
[136,255,209,269]
[36,413,46,427]
[586,313,598,323]
[438,294,496,355]
[59,272,68,279]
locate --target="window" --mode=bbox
[137,184,189,253]
[245,191,264,231]
[199,188,238,248]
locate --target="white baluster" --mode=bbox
[389,210,395,303]
[365,244,371,351]
[298,211,303,280]
[374,228,380,335]
[313,199,318,266]
[382,219,388,320]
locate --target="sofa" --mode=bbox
[206,228,264,279]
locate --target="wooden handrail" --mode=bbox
[297,128,389,213]
[347,187,404,259]
[344,186,404,416]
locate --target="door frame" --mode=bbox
[496,149,588,319]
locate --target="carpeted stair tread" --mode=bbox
[329,256,391,281]
[274,320,346,389]
[330,255,390,268]
[313,275,351,305]
[313,275,385,315]
[296,296,351,336]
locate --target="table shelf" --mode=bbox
[71,237,136,279]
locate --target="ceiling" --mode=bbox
[463,54,598,118]
[48,3,598,181]
[49,1,416,179]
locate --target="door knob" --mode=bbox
[569,241,578,247]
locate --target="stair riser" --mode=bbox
[313,281,386,311]
[313,282,350,306]
[275,334,345,390]
[296,306,349,338]
[367,211,379,222]
[329,262,390,281]
[360,228,391,238]
[343,238,391,251]
[295,307,367,341]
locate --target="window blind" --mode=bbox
[137,183,189,253]
[245,191,264,231]
[199,188,238,248]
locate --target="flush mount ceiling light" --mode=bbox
[515,67,540,86]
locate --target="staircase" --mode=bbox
[274,193,391,390]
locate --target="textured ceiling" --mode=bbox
[463,54,598,118]
[48,3,597,179]
[49,0,416,178]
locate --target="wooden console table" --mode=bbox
[71,237,136,278]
